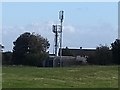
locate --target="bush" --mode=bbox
[2,52,13,65]
[95,45,112,65]
[24,53,49,66]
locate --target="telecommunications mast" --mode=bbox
[52,10,64,67]
[52,25,58,56]
[59,10,64,67]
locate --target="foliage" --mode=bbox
[2,51,13,65]
[95,45,112,65]
[111,39,120,64]
[24,53,49,66]
[12,32,50,66]
[87,55,96,65]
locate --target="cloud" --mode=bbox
[62,22,117,48]
[2,21,76,52]
[63,25,75,33]
[2,21,117,52]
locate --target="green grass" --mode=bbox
[0,67,2,89]
[2,65,118,88]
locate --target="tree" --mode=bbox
[111,39,120,64]
[95,44,112,65]
[12,32,50,66]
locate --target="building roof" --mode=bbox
[58,47,96,56]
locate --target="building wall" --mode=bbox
[47,56,87,67]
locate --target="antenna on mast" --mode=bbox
[52,25,58,56]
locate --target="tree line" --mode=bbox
[1,32,120,66]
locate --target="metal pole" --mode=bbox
[52,25,58,67]
[55,25,58,56]
[59,10,64,67]
[60,21,62,67]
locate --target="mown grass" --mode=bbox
[0,66,2,89]
[2,65,118,88]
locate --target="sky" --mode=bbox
[1,2,118,53]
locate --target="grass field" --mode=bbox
[2,65,118,88]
